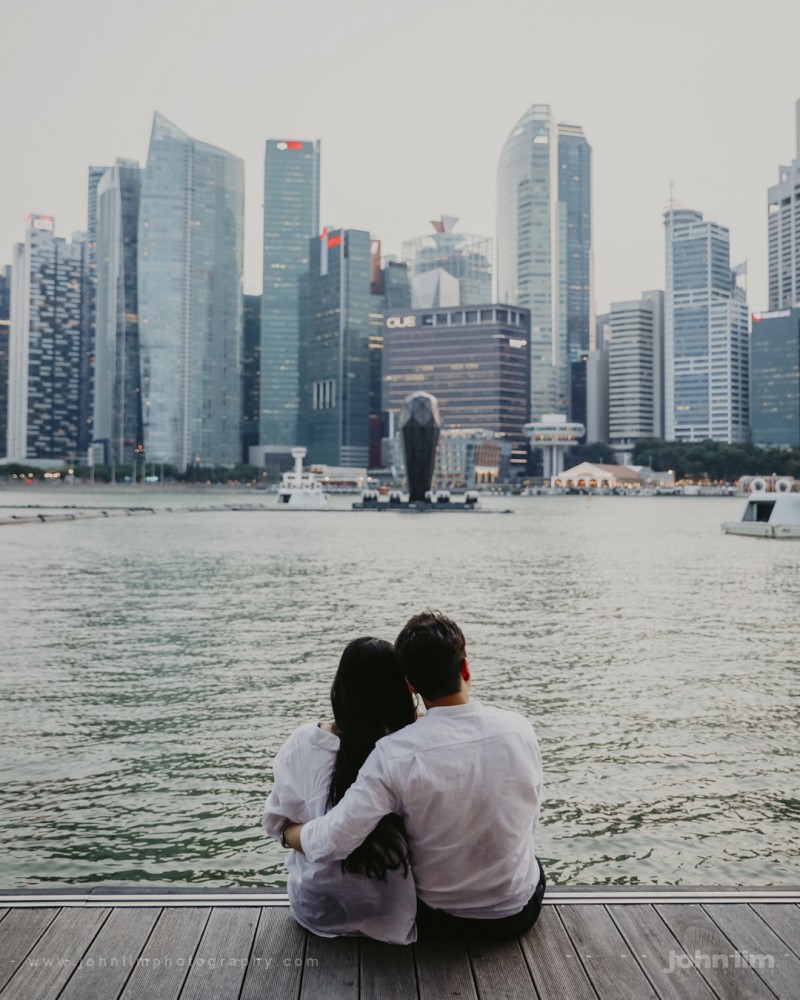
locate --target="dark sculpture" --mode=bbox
[400,392,441,502]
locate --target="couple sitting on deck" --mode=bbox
[262,611,546,945]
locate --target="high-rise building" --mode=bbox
[497,105,593,421]
[0,264,10,456]
[402,216,491,308]
[138,113,244,470]
[79,166,108,456]
[664,209,749,443]
[608,290,664,454]
[94,159,142,465]
[586,348,609,444]
[242,294,261,463]
[261,139,320,448]
[768,101,800,309]
[750,307,800,448]
[382,303,531,469]
[558,124,593,359]
[7,216,85,461]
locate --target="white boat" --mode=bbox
[276,448,328,509]
[722,478,800,538]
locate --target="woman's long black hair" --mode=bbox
[327,637,417,880]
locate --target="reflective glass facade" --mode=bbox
[402,217,491,306]
[79,166,107,455]
[241,294,261,462]
[95,159,142,464]
[497,105,590,421]
[299,229,377,466]
[7,218,84,460]
[0,265,9,456]
[558,125,592,358]
[750,308,800,447]
[138,114,244,470]
[768,102,800,309]
[382,304,531,463]
[664,209,749,442]
[261,139,320,447]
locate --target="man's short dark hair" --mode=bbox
[395,610,466,701]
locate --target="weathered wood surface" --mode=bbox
[0,894,797,999]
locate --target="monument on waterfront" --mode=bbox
[399,391,441,501]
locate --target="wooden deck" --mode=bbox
[0,887,798,999]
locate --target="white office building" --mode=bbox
[768,100,800,309]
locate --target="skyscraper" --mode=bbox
[664,209,749,443]
[558,124,593,358]
[608,291,664,456]
[79,165,108,455]
[299,230,407,466]
[94,159,142,464]
[138,113,244,470]
[0,265,10,457]
[750,307,800,448]
[401,216,492,307]
[7,216,85,460]
[497,105,593,421]
[261,139,320,448]
[768,100,800,309]
[241,293,261,463]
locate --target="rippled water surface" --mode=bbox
[1,486,798,887]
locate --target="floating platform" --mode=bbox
[0,886,798,999]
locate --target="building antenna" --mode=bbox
[669,180,675,210]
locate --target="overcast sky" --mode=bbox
[3,0,799,313]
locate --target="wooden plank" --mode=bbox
[468,938,535,999]
[518,906,597,1000]
[559,904,659,999]
[705,903,800,1000]
[239,909,306,1000]
[57,908,161,1000]
[299,935,358,1000]
[117,908,209,1000]
[359,939,417,1000]
[656,904,775,1000]
[609,903,718,1000]
[415,939,477,1000]
[179,907,258,1000]
[751,904,800,959]
[0,907,108,1000]
[0,908,59,993]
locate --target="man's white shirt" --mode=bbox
[300,700,543,919]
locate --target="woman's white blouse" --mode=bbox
[263,722,416,945]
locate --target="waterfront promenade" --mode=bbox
[1,887,798,999]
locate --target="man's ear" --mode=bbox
[461,659,471,682]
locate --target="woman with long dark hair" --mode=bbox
[263,637,418,944]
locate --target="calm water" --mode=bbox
[0,486,798,888]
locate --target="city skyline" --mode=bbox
[2,0,798,318]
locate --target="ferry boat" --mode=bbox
[276,448,328,509]
[722,477,800,538]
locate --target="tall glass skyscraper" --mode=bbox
[497,105,593,421]
[768,101,800,309]
[7,217,85,460]
[138,113,244,470]
[261,139,320,448]
[750,307,800,447]
[664,209,749,442]
[557,125,593,358]
[79,166,108,456]
[94,159,142,464]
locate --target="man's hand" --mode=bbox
[281,822,305,853]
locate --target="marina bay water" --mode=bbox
[0,488,797,888]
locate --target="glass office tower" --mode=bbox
[261,139,320,448]
[750,307,800,447]
[402,216,491,307]
[138,113,244,470]
[241,293,261,462]
[664,209,749,442]
[94,159,142,464]
[768,101,800,309]
[557,125,593,358]
[497,105,592,421]
[7,217,85,460]
[299,230,400,467]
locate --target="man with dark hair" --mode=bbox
[282,610,545,940]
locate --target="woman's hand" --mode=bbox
[281,821,305,853]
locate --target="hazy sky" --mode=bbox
[3,0,799,313]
